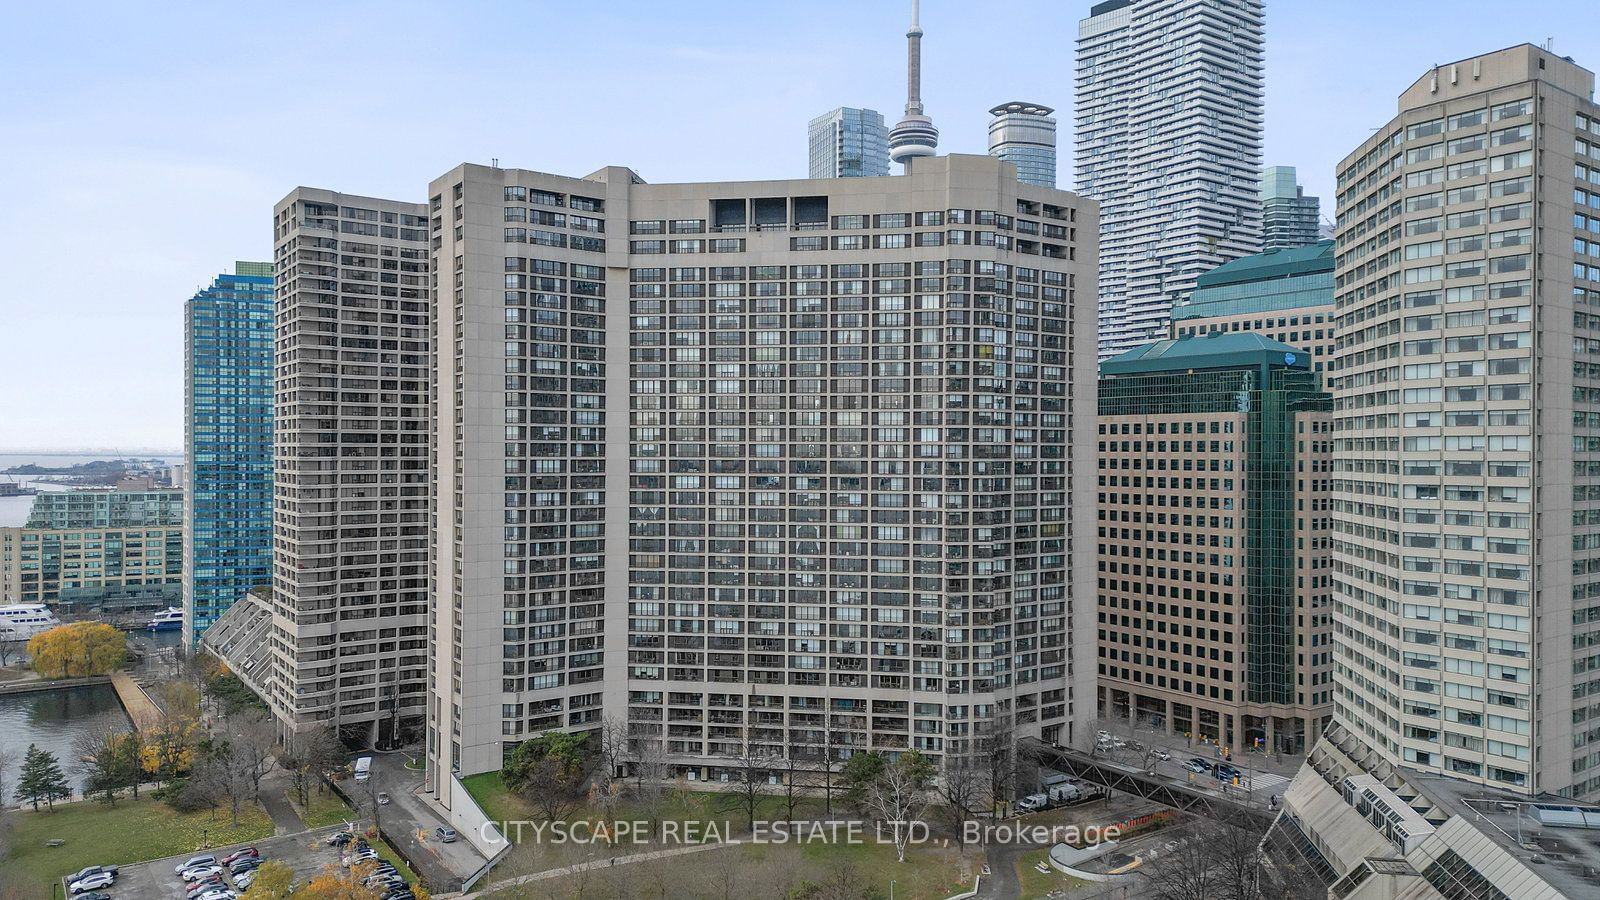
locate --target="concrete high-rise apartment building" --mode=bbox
[1325,43,1600,800]
[1097,334,1333,756]
[1171,240,1336,372]
[1076,0,1265,358]
[184,262,274,642]
[257,189,431,745]
[1260,165,1322,251]
[988,102,1058,188]
[425,155,1098,806]
[808,108,890,179]
[1260,47,1600,900]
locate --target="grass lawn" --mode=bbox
[294,788,355,829]
[800,839,971,898]
[1014,847,1087,899]
[0,796,273,899]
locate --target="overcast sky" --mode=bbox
[1,0,1594,451]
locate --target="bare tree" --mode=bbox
[859,750,934,863]
[1141,820,1285,900]
[801,748,840,816]
[776,753,809,822]
[713,740,772,832]
[627,732,668,795]
[938,752,989,850]
[229,709,279,799]
[0,636,25,667]
[0,746,16,809]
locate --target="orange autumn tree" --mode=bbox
[300,862,383,900]
[28,622,125,678]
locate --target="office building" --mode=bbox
[808,108,890,179]
[426,155,1098,806]
[1097,334,1332,756]
[255,189,431,745]
[988,102,1058,188]
[1171,240,1336,372]
[1,488,183,612]
[183,262,274,642]
[1076,0,1265,357]
[887,0,938,169]
[1260,166,1322,251]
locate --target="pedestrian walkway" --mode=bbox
[110,671,164,728]
[466,841,735,898]
[258,773,306,835]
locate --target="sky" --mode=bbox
[0,0,1595,452]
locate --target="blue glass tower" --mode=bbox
[183,261,274,643]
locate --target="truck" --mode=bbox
[354,757,372,781]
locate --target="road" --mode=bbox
[340,751,490,892]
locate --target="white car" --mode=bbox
[198,890,238,900]
[1096,729,1111,741]
[183,866,224,882]
[343,852,379,868]
[1152,749,1172,761]
[234,872,255,891]
[69,873,116,893]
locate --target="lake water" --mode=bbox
[0,453,183,527]
[0,683,133,794]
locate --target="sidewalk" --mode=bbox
[258,771,306,835]
[465,841,734,898]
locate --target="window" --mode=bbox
[1491,98,1531,121]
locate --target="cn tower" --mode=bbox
[887,0,939,170]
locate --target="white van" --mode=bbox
[1048,783,1082,803]
[1016,793,1049,812]
[354,757,372,781]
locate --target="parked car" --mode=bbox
[234,872,256,891]
[231,859,263,875]
[177,856,219,875]
[187,879,227,896]
[68,866,118,884]
[380,890,413,900]
[367,864,398,878]
[223,848,260,865]
[376,792,391,805]
[1015,792,1049,812]
[1183,758,1212,774]
[69,873,116,894]
[1095,729,1111,741]
[183,866,225,882]
[198,889,239,900]
[344,852,379,868]
[326,831,355,847]
[435,826,458,843]
[77,893,113,900]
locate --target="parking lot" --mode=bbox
[63,824,352,900]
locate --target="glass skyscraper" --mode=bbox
[988,102,1057,187]
[183,261,274,642]
[807,107,890,178]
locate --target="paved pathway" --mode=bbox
[258,773,306,835]
[466,842,734,897]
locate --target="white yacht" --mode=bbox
[147,607,184,632]
[0,603,63,641]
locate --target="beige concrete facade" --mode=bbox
[427,155,1099,800]
[263,189,431,744]
[1330,44,1600,798]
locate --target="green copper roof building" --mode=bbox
[1168,240,1335,373]
[1171,240,1333,323]
[1097,332,1333,756]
